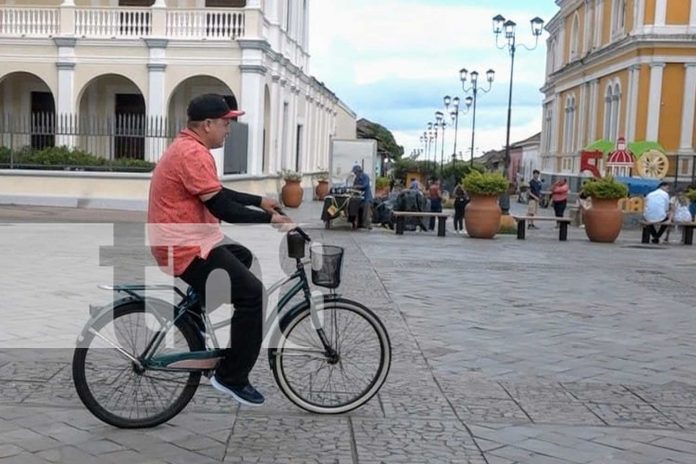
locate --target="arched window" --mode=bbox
[544,104,554,153]
[570,13,580,60]
[564,96,576,154]
[612,0,626,36]
[603,80,622,140]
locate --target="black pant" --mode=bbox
[429,198,442,230]
[454,201,466,231]
[553,200,567,218]
[179,242,263,386]
[649,223,668,240]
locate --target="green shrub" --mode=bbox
[462,171,508,196]
[109,158,155,170]
[686,189,696,203]
[0,146,11,164]
[0,145,155,171]
[375,176,390,189]
[581,176,628,199]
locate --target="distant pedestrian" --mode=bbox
[428,180,442,230]
[551,177,569,221]
[453,185,469,234]
[527,170,543,229]
[643,181,671,244]
[352,165,373,230]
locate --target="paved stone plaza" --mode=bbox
[1,201,696,463]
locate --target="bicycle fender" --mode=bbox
[266,293,342,370]
[77,297,177,343]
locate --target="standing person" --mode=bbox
[527,170,543,229]
[428,180,442,230]
[148,94,293,406]
[574,191,591,228]
[665,189,692,243]
[551,178,570,221]
[352,165,373,229]
[453,185,470,234]
[643,181,671,244]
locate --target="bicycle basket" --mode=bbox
[310,245,344,289]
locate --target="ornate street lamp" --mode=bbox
[443,95,472,166]
[493,14,544,178]
[460,67,495,167]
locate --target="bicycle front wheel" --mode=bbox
[72,301,203,428]
[270,297,391,414]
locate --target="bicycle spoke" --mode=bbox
[276,303,389,410]
[77,307,200,425]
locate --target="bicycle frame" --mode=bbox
[95,257,334,372]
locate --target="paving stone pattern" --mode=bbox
[1,202,696,463]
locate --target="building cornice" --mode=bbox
[147,63,167,71]
[237,38,271,52]
[56,62,75,70]
[143,38,168,49]
[545,34,696,89]
[53,37,77,48]
[240,64,267,75]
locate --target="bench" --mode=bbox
[512,216,572,241]
[392,211,450,237]
[640,220,696,245]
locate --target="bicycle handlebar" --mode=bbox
[274,207,311,242]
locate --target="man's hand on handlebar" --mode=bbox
[271,210,295,232]
[260,197,282,215]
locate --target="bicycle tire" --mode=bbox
[270,297,391,414]
[72,301,204,428]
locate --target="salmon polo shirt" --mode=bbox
[147,129,224,276]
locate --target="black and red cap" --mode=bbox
[187,94,245,121]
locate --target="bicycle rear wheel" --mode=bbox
[270,297,391,414]
[72,301,203,428]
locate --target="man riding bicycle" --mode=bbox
[148,94,292,406]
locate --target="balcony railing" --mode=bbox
[0,7,59,37]
[166,10,245,39]
[0,6,246,40]
[76,8,151,38]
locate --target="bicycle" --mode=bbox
[72,226,391,428]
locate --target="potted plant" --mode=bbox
[462,171,508,239]
[279,169,304,208]
[313,168,330,201]
[375,176,390,197]
[581,175,629,243]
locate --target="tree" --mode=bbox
[356,118,404,161]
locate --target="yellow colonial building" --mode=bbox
[541,0,696,181]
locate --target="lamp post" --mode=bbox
[429,122,438,180]
[492,14,544,179]
[459,68,495,167]
[435,111,447,179]
[443,95,472,166]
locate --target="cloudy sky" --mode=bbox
[308,0,559,162]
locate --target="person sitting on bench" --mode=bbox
[643,182,671,244]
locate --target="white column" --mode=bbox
[269,74,280,173]
[679,63,696,153]
[577,84,587,150]
[655,0,667,26]
[588,80,598,141]
[277,77,287,170]
[54,37,76,148]
[646,62,665,141]
[635,0,645,31]
[626,64,640,142]
[595,0,603,48]
[691,0,696,27]
[240,65,267,176]
[287,82,298,170]
[144,39,168,163]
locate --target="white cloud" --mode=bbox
[309,0,557,154]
